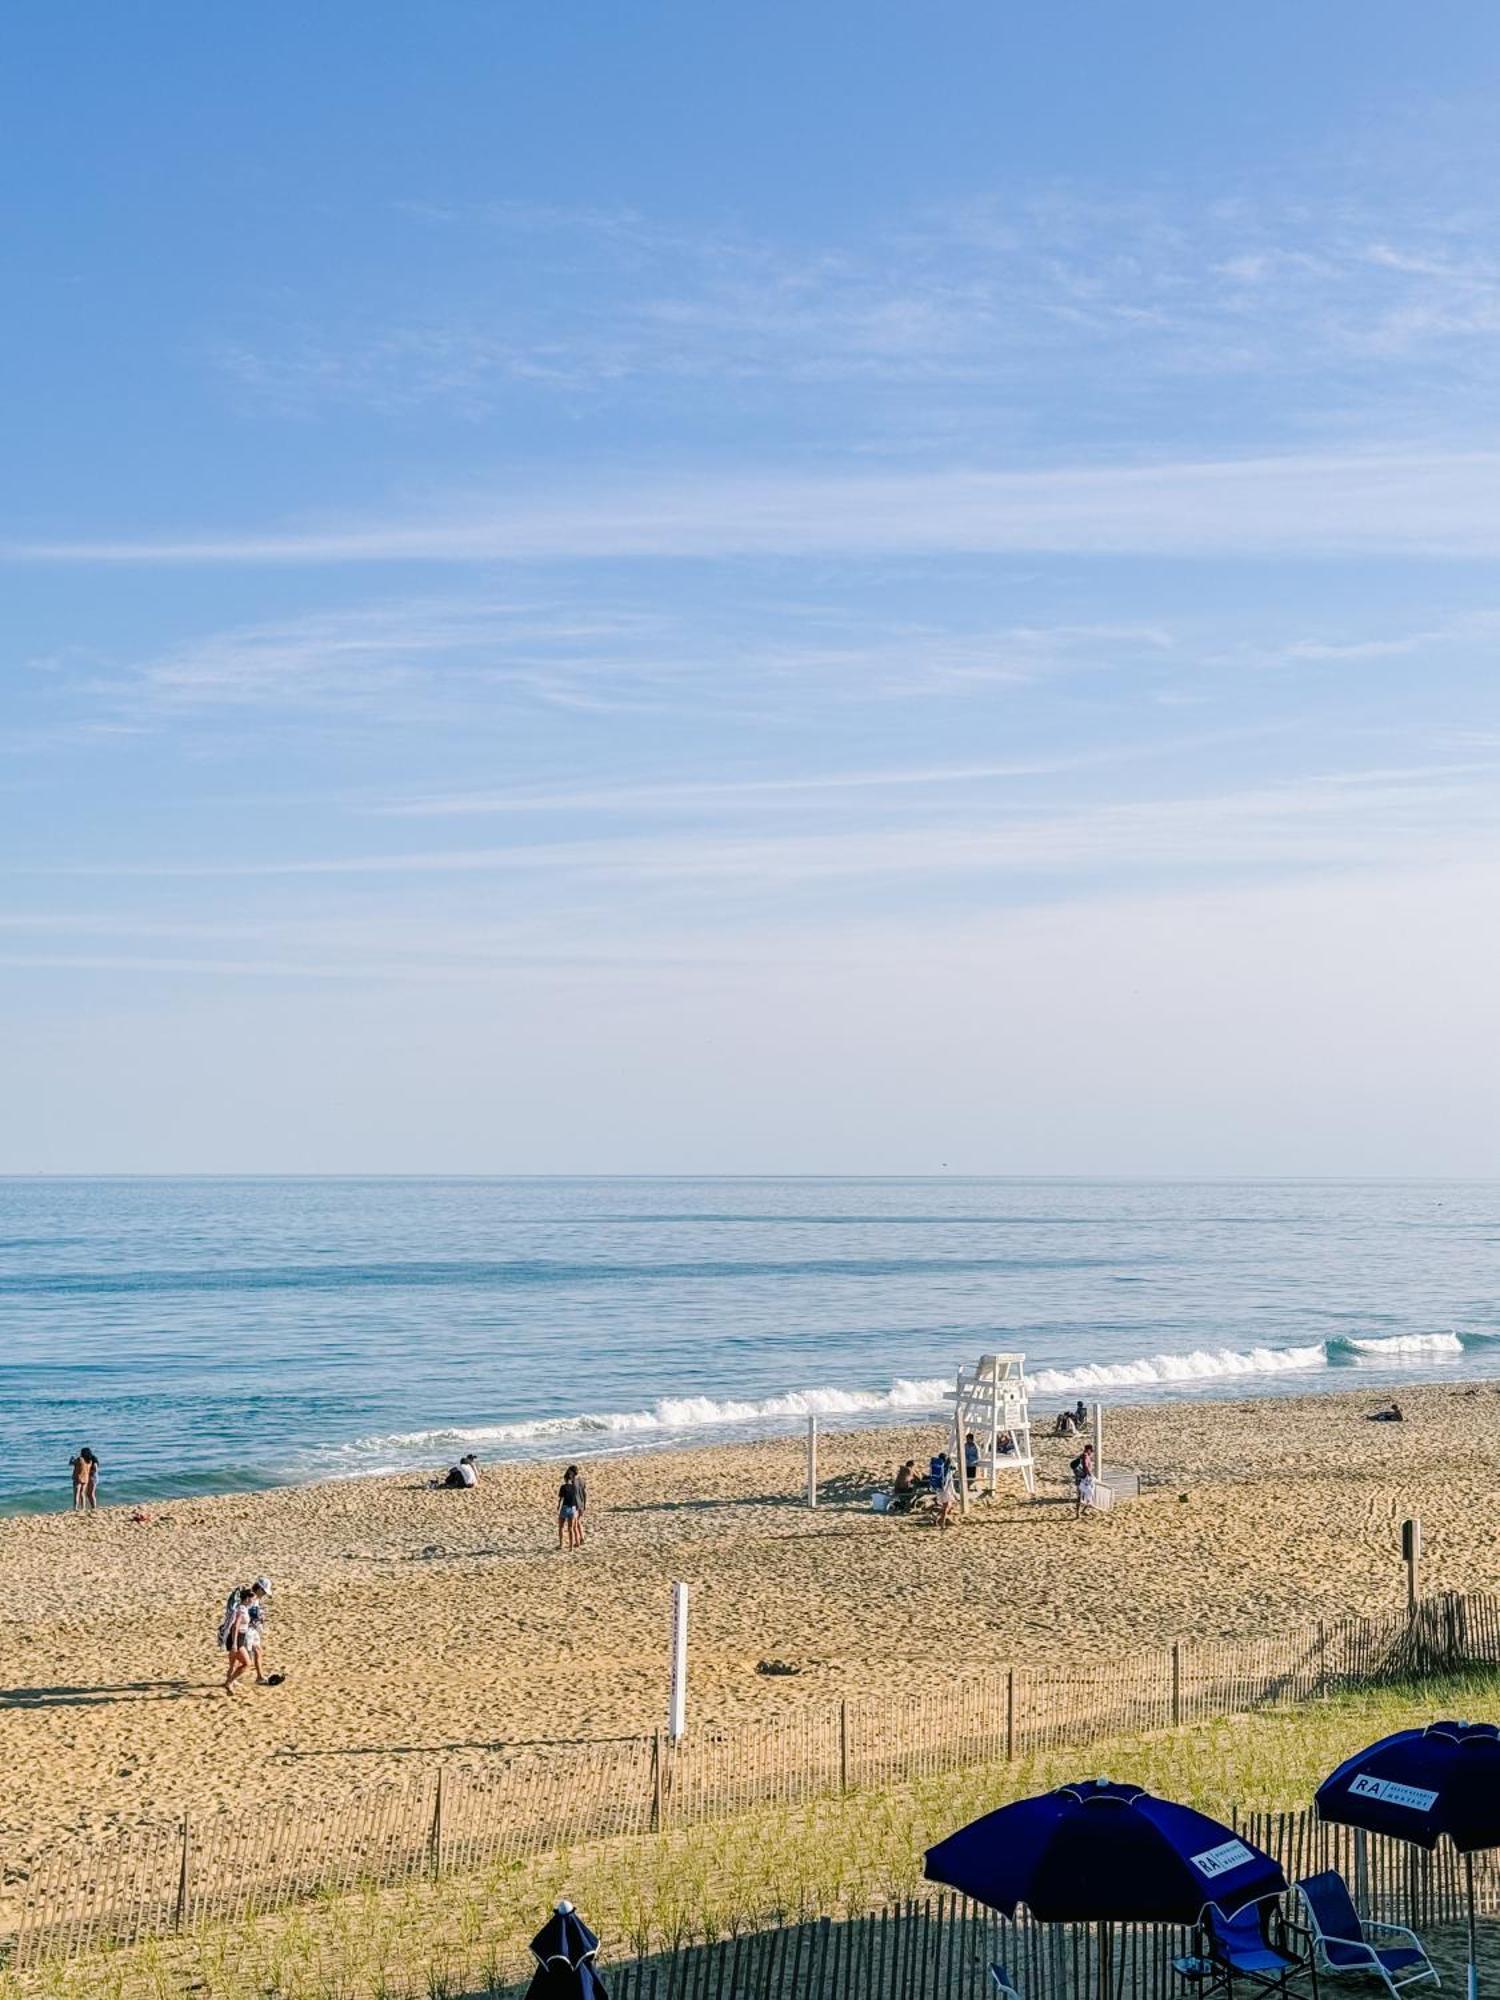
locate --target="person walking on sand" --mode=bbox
[222,1584,255,1694]
[245,1578,272,1682]
[557,1464,583,1550]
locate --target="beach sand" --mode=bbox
[3,1380,1498,1868]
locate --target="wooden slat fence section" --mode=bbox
[11,1591,1500,1970]
[575,1851,1500,2000]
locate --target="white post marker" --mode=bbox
[668,1582,689,1741]
[1092,1402,1104,1483]
[806,1413,818,1509]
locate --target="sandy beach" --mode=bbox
[3,1380,1498,1871]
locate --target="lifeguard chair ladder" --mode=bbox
[948,1352,1035,1498]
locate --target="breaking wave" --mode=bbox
[336,1326,1481,1469]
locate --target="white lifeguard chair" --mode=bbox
[948,1353,1035,1498]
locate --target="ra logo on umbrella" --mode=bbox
[1317,1720,1500,2000]
[925,1779,1286,1924]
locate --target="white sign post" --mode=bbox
[806,1414,818,1508]
[1092,1402,1104,1482]
[668,1582,689,1741]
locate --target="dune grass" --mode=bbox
[5,1670,1495,2000]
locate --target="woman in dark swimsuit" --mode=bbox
[557,1466,583,1550]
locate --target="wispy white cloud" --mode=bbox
[35,763,1498,889]
[13,446,1500,568]
[204,176,1500,422]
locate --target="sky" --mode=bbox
[3,2,1499,1175]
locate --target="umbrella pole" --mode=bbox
[1466,1851,1477,2000]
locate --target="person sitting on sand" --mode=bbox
[1053,1411,1076,1438]
[1074,1399,1088,1430]
[436,1454,478,1489]
[1369,1402,1405,1423]
[891,1459,920,1514]
[558,1464,583,1550]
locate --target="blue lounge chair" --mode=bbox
[1298,1871,1439,1999]
[1203,1897,1318,2000]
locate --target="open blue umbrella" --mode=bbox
[926,1781,1286,1997]
[524,1900,609,2000]
[925,1779,1286,1922]
[1317,1720,1500,2000]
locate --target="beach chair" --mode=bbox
[1202,1897,1318,2000]
[1297,1871,1439,1998]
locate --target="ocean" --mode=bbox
[2,1177,1495,1512]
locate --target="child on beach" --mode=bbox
[936,1458,959,1528]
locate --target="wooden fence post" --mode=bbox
[651,1729,663,1833]
[1317,1620,1328,1696]
[430,1768,445,1879]
[1171,1642,1182,1727]
[839,1699,849,1794]
[1006,1668,1016,1761]
[174,1815,191,1932]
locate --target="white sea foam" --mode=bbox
[334,1326,1484,1471]
[1331,1331,1465,1359]
[1026,1342,1327,1394]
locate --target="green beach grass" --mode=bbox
[5,1669,1495,2000]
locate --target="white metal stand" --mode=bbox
[948,1353,1035,1498]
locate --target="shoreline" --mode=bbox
[4,1376,1500,1866]
[4,1349,1483,1517]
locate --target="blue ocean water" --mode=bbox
[2,1177,1496,1513]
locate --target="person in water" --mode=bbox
[70,1447,99,1511]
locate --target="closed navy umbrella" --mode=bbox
[925,1781,1286,1996]
[1317,1720,1500,2000]
[525,1900,609,2000]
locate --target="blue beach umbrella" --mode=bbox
[926,1780,1286,1999]
[925,1779,1286,1923]
[1317,1720,1500,2000]
[524,1900,609,2000]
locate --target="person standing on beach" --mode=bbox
[245,1579,271,1681]
[936,1458,959,1529]
[222,1585,255,1693]
[70,1447,98,1511]
[557,1465,583,1550]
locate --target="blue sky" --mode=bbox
[4,2,1499,1173]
